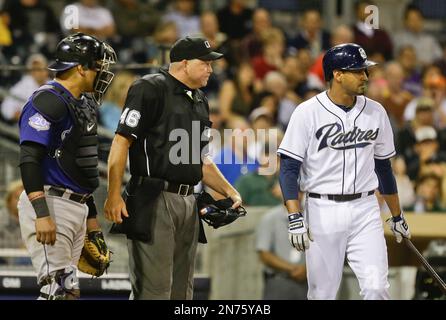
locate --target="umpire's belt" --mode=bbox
[45,186,92,204]
[132,177,194,197]
[308,190,374,202]
[164,182,194,196]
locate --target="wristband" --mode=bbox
[31,197,50,218]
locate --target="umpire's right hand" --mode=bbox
[104,195,129,224]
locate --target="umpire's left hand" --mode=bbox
[229,192,242,209]
[104,194,129,224]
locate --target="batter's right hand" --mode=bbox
[104,195,129,224]
[288,212,312,251]
[35,216,56,245]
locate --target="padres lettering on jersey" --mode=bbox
[278,91,395,195]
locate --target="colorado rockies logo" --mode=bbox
[315,122,379,151]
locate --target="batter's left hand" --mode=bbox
[386,211,411,243]
[288,212,312,251]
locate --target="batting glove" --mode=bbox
[288,212,311,251]
[386,211,411,243]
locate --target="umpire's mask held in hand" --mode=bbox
[93,42,117,105]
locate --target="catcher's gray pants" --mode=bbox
[17,189,88,284]
[128,191,199,300]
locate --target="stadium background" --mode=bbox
[0,0,445,300]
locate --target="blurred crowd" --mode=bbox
[0,0,445,212]
[0,0,445,300]
[0,0,446,218]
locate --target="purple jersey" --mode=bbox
[19,81,92,194]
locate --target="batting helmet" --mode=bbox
[48,33,117,104]
[322,43,377,82]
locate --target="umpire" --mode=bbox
[104,36,242,300]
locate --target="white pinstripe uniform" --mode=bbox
[278,91,395,300]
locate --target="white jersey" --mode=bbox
[278,91,395,195]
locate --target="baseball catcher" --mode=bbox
[78,230,111,277]
[196,191,247,229]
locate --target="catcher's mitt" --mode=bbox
[196,191,247,229]
[78,230,111,277]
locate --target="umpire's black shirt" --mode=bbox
[116,68,212,185]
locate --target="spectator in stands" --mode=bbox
[217,0,253,40]
[146,21,178,66]
[241,8,272,60]
[163,0,200,39]
[393,4,442,66]
[287,9,330,59]
[212,116,258,186]
[391,156,416,210]
[397,97,436,169]
[407,126,446,181]
[251,28,285,80]
[198,11,229,58]
[256,205,307,299]
[403,67,446,128]
[197,11,231,98]
[1,0,60,59]
[100,71,136,132]
[281,55,307,100]
[208,107,224,158]
[60,0,116,40]
[412,173,445,213]
[109,0,160,63]
[263,71,299,131]
[434,41,446,77]
[309,24,354,84]
[235,142,281,206]
[0,10,12,47]
[368,62,413,128]
[352,0,393,62]
[219,62,258,121]
[396,45,422,97]
[246,106,277,165]
[1,53,49,123]
[111,0,160,39]
[0,180,25,249]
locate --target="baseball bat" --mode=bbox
[403,238,446,295]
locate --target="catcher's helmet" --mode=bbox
[48,33,117,104]
[322,43,377,82]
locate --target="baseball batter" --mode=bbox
[17,33,116,299]
[278,43,411,300]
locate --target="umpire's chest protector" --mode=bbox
[55,95,100,191]
[142,73,211,185]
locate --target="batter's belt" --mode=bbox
[308,190,374,202]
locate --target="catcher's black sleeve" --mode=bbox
[19,141,46,193]
[86,196,98,219]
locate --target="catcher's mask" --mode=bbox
[48,32,117,104]
[196,191,247,229]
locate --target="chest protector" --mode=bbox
[59,95,99,190]
[38,85,100,191]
